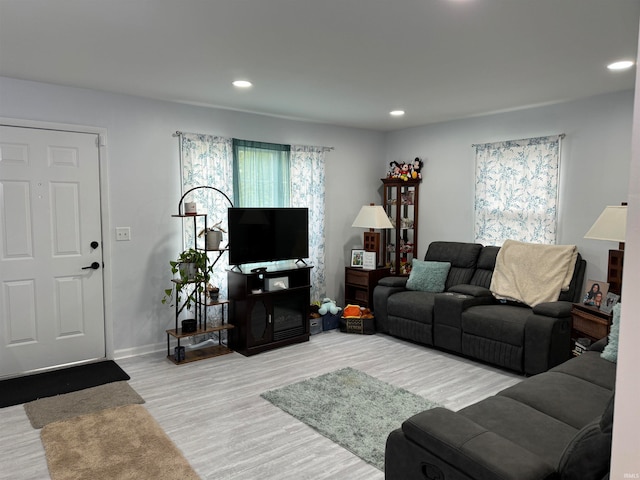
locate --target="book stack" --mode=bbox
[572,337,592,356]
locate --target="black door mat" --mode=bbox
[0,360,130,408]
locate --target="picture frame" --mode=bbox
[362,251,377,270]
[600,292,620,314]
[350,249,365,267]
[582,279,609,310]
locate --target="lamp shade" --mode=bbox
[584,205,627,242]
[351,205,394,229]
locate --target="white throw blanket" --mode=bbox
[490,240,577,307]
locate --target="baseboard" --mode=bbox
[114,342,164,360]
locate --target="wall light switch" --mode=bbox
[116,227,131,241]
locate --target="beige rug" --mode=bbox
[41,404,200,480]
[24,381,145,428]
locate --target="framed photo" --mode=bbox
[600,292,620,314]
[582,279,609,310]
[362,251,377,270]
[350,249,365,267]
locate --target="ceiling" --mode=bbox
[1,0,639,131]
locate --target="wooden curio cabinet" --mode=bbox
[382,178,420,275]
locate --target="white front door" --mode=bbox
[0,125,105,378]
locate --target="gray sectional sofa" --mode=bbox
[385,339,616,480]
[373,241,586,376]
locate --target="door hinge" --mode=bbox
[96,134,107,147]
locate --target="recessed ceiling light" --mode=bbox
[390,110,405,117]
[232,80,253,88]
[607,60,634,71]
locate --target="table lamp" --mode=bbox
[352,204,394,266]
[584,204,627,295]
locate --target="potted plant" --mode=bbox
[162,248,211,314]
[198,220,226,250]
[206,283,220,303]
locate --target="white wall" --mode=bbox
[383,90,634,286]
[0,76,385,355]
[610,34,640,476]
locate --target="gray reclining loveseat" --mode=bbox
[373,241,586,375]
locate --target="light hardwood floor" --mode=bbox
[0,331,522,480]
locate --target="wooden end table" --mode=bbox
[570,303,612,355]
[344,266,390,309]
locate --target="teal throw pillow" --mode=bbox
[601,303,621,363]
[406,260,451,293]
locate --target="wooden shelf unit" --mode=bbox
[382,178,420,275]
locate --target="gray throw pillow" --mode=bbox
[406,260,451,293]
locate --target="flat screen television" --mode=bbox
[227,207,309,266]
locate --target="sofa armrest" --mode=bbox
[589,337,609,352]
[433,291,496,352]
[373,282,407,333]
[524,310,572,375]
[449,284,494,298]
[398,408,555,480]
[532,300,573,318]
[378,276,408,288]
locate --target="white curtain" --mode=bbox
[179,134,328,307]
[474,135,562,246]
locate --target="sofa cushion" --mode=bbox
[601,303,621,363]
[498,372,613,429]
[402,407,557,480]
[550,351,617,391]
[388,291,437,324]
[461,395,578,468]
[406,260,451,292]
[424,242,482,289]
[469,246,500,288]
[462,304,530,346]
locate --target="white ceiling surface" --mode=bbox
[1,0,639,131]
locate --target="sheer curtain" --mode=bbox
[474,135,562,246]
[232,139,290,207]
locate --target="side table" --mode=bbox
[570,303,612,355]
[344,266,390,309]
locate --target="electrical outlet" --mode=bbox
[116,227,131,241]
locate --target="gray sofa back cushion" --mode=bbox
[424,242,482,290]
[559,253,586,303]
[469,245,500,288]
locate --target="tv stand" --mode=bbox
[227,264,312,356]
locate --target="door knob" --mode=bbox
[90,241,99,249]
[82,262,101,270]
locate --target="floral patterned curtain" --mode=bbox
[474,135,563,246]
[179,133,234,323]
[290,145,329,302]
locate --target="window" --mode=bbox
[180,133,329,302]
[232,139,290,207]
[474,135,563,246]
